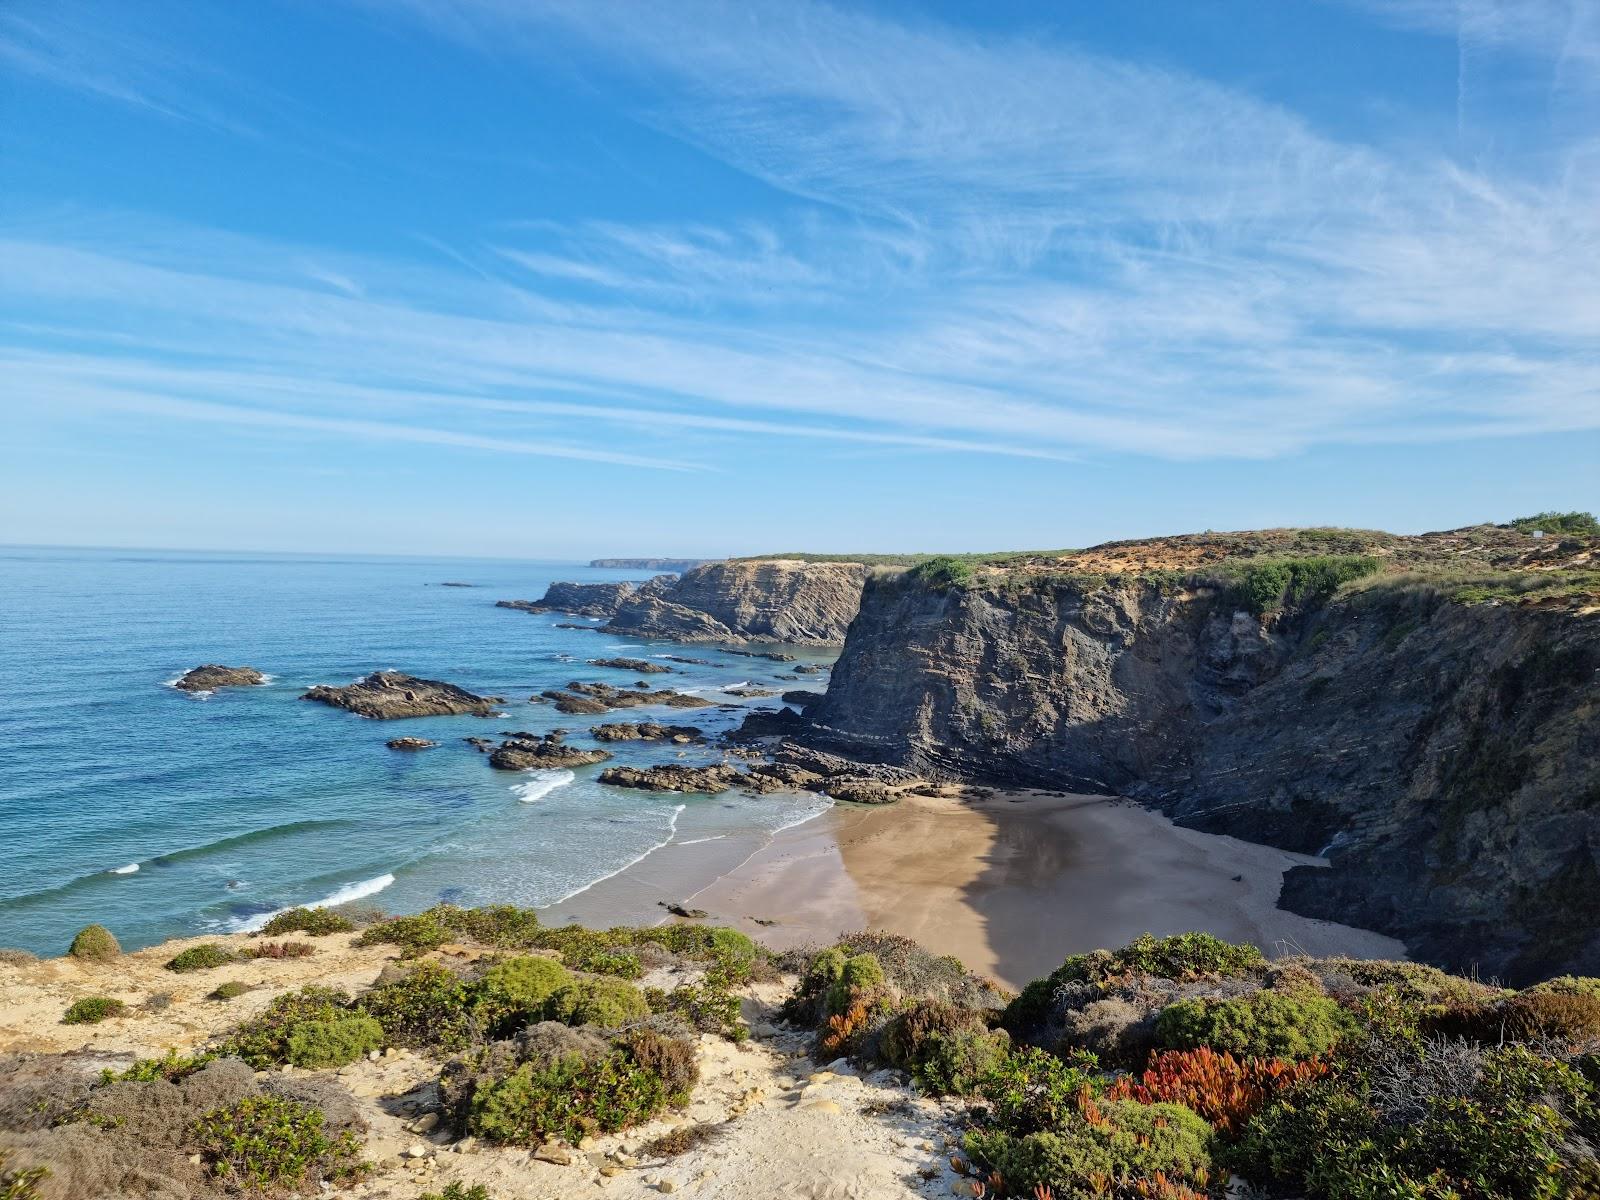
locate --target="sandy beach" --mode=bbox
[550,788,1404,989]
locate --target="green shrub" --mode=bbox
[1156,989,1354,1060]
[103,1048,218,1083]
[964,1099,1214,1197]
[421,1186,491,1200]
[882,1001,988,1071]
[910,557,975,591]
[1529,975,1600,998]
[470,956,572,1038]
[353,911,452,956]
[67,924,120,962]
[708,927,757,970]
[259,907,355,937]
[1232,1046,1597,1200]
[360,960,473,1051]
[912,1028,1011,1096]
[435,903,542,947]
[825,952,886,1016]
[284,1014,384,1068]
[1222,555,1381,615]
[165,943,236,973]
[546,976,650,1028]
[220,985,354,1067]
[466,1037,690,1145]
[1509,511,1599,536]
[62,996,125,1025]
[1498,989,1600,1044]
[209,980,249,1001]
[976,1046,1100,1138]
[188,1095,366,1191]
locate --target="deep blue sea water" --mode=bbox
[0,547,832,955]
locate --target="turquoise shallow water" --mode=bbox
[0,547,831,955]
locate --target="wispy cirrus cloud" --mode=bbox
[4,0,1598,479]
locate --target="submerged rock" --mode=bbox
[174,664,264,692]
[386,737,439,751]
[302,672,501,719]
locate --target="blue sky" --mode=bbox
[2,0,1596,558]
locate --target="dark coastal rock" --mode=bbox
[662,655,713,666]
[489,732,612,771]
[726,707,814,740]
[799,529,1600,983]
[588,657,671,673]
[727,649,799,662]
[174,664,265,692]
[590,722,705,744]
[820,777,898,804]
[791,663,829,674]
[545,682,713,714]
[302,671,501,719]
[658,901,709,919]
[553,622,601,631]
[386,737,438,751]
[463,737,495,753]
[724,685,779,699]
[597,764,743,793]
[439,582,475,587]
[780,689,826,708]
[497,581,642,618]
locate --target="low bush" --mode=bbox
[360,959,473,1051]
[0,1148,49,1200]
[913,1028,1011,1096]
[165,943,237,973]
[976,1046,1102,1138]
[1156,990,1355,1060]
[464,1031,694,1145]
[1498,988,1600,1045]
[964,1098,1215,1198]
[188,1094,367,1191]
[469,956,572,1038]
[67,924,120,962]
[1219,555,1380,616]
[102,1048,218,1083]
[1232,1045,1597,1200]
[284,1014,385,1068]
[1106,1047,1330,1135]
[545,976,651,1028]
[421,1186,491,1200]
[1509,511,1599,536]
[247,940,315,960]
[258,907,355,937]
[881,1001,988,1071]
[645,966,747,1042]
[209,980,249,1001]
[825,952,886,1017]
[911,556,976,590]
[62,996,125,1025]
[220,985,355,1067]
[353,911,452,956]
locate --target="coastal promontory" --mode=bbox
[301,671,501,719]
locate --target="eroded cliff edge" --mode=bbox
[800,524,1600,983]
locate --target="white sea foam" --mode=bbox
[773,798,834,834]
[236,873,395,932]
[107,863,140,875]
[720,681,750,691]
[676,835,728,846]
[512,769,575,804]
[554,804,686,904]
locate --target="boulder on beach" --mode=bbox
[174,664,265,692]
[598,764,744,793]
[302,671,501,719]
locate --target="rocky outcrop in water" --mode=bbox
[598,764,744,793]
[590,722,705,743]
[174,665,264,692]
[489,732,611,771]
[302,672,501,719]
[386,737,438,750]
[588,658,671,673]
[801,528,1600,983]
[497,581,643,618]
[540,682,714,715]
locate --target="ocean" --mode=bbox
[0,547,833,955]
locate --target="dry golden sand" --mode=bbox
[685,789,1405,989]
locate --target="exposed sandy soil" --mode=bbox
[0,932,970,1200]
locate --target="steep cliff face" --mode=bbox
[605,560,869,644]
[806,570,1600,983]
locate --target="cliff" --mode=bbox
[605,559,869,644]
[800,523,1600,983]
